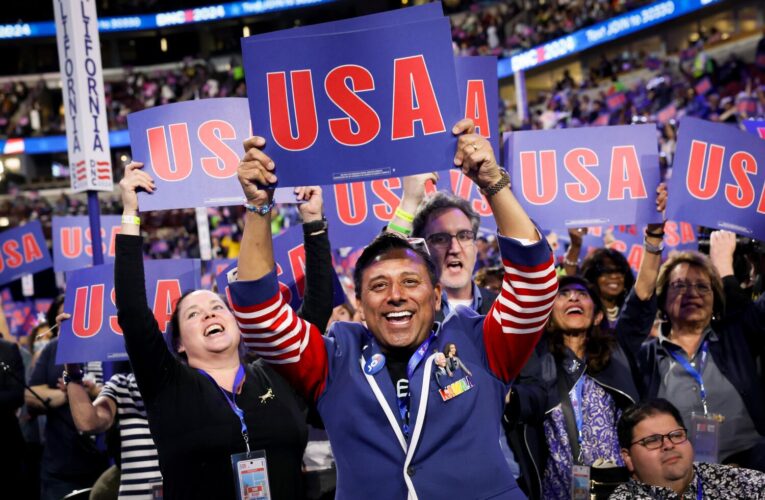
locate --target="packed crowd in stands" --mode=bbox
[448,0,653,57]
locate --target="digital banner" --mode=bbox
[455,56,499,155]
[52,216,122,272]
[242,15,461,186]
[53,0,112,193]
[0,220,54,287]
[216,226,346,313]
[56,259,201,363]
[323,169,496,249]
[744,120,765,139]
[505,124,661,229]
[668,117,765,241]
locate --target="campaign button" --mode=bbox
[364,353,386,375]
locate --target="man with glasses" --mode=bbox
[610,398,765,499]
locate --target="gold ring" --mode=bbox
[470,143,479,153]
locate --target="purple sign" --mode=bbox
[323,169,497,249]
[52,216,122,272]
[216,226,346,312]
[455,56,499,155]
[128,98,252,211]
[506,124,661,229]
[241,16,461,187]
[0,220,53,287]
[743,120,765,139]
[56,259,201,363]
[668,117,765,241]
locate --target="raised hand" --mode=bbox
[295,186,324,223]
[119,162,155,214]
[239,136,276,207]
[452,119,500,190]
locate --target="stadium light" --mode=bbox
[243,25,250,37]
[161,37,168,52]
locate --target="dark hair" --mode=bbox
[411,191,480,238]
[443,342,457,356]
[617,398,686,449]
[353,233,438,299]
[46,294,66,337]
[546,276,614,374]
[474,265,504,289]
[580,249,635,308]
[656,251,724,328]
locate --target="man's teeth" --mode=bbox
[385,311,413,320]
[205,324,224,336]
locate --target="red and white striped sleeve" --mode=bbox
[483,234,557,383]
[228,268,329,403]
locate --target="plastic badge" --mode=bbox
[690,412,724,464]
[571,464,591,500]
[232,449,271,500]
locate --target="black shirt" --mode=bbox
[115,234,308,499]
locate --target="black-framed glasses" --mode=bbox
[425,230,476,248]
[668,281,712,295]
[631,428,688,450]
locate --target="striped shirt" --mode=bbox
[99,373,162,499]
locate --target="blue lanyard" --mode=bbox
[198,365,250,453]
[696,474,703,500]
[666,340,710,415]
[397,332,437,439]
[568,374,586,463]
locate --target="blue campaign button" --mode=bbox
[365,353,386,375]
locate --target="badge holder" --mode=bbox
[689,412,724,464]
[571,464,591,500]
[231,449,272,500]
[148,478,163,499]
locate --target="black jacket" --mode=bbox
[615,276,765,437]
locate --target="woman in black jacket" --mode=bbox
[114,161,334,499]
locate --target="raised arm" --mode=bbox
[114,162,177,401]
[229,137,329,403]
[633,183,667,301]
[294,186,334,332]
[387,172,438,237]
[454,121,557,382]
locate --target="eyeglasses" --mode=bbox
[668,281,712,295]
[425,230,476,248]
[558,288,590,300]
[631,428,688,450]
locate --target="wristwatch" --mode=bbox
[62,369,84,386]
[479,168,511,198]
[643,237,665,255]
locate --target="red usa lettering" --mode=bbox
[519,146,647,205]
[685,140,764,212]
[0,234,44,273]
[72,280,182,338]
[266,55,446,151]
[60,226,122,259]
[147,119,241,182]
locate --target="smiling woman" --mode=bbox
[111,162,335,499]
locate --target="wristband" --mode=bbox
[388,222,412,236]
[562,258,580,267]
[62,370,84,386]
[121,215,141,226]
[643,237,665,255]
[394,207,415,223]
[302,218,328,236]
[244,200,275,216]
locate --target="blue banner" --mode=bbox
[456,56,499,155]
[0,220,54,287]
[52,216,122,273]
[668,117,765,241]
[242,15,460,186]
[744,120,765,140]
[506,124,661,230]
[499,0,722,77]
[0,0,337,39]
[56,259,201,363]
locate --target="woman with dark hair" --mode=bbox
[580,248,635,331]
[531,276,639,499]
[113,162,334,499]
[616,226,765,472]
[443,342,472,376]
